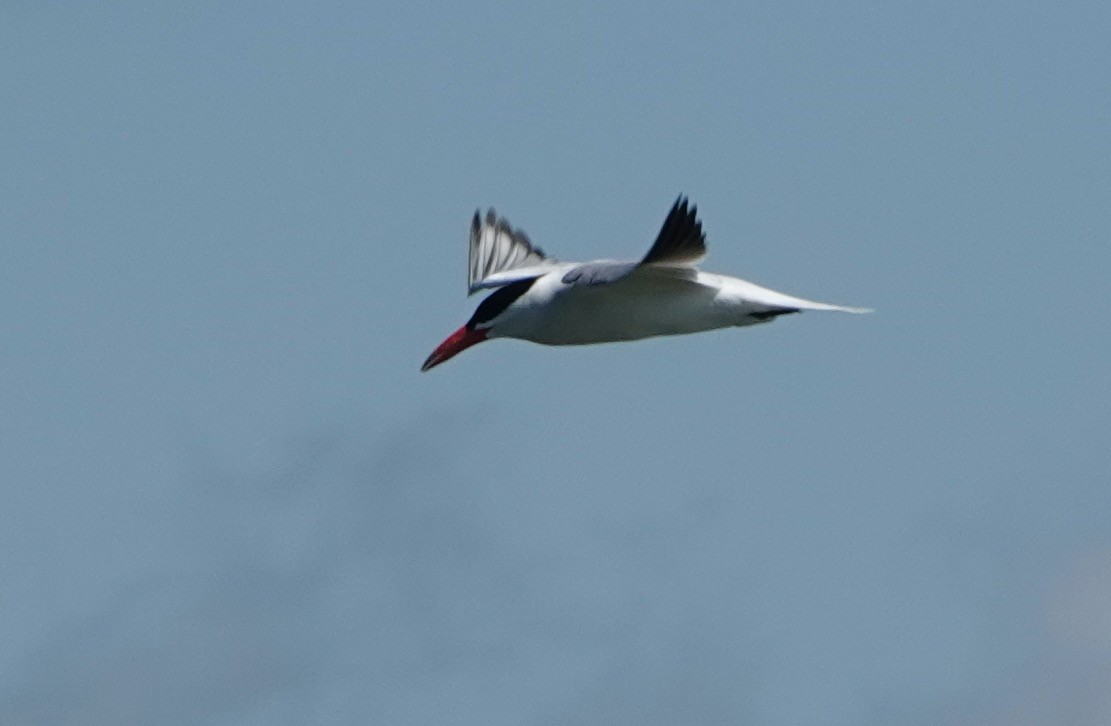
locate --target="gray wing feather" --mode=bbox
[561,261,639,286]
[560,196,707,288]
[468,210,555,295]
[640,196,707,266]
[561,260,700,288]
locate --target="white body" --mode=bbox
[490,264,866,346]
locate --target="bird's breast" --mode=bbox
[495,274,753,345]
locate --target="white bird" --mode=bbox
[422,197,869,371]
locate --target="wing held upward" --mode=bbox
[468,209,560,295]
[557,196,710,289]
[640,196,707,267]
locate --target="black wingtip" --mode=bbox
[750,308,800,321]
[641,195,706,266]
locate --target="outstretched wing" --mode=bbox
[558,196,707,289]
[640,196,707,266]
[468,209,561,295]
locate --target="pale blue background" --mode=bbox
[2,2,1109,724]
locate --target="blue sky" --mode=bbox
[2,2,1109,724]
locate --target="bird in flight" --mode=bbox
[422,197,869,371]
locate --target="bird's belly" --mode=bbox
[513,290,748,346]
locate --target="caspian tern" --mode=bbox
[422,196,869,371]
